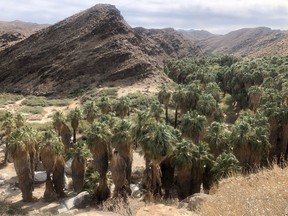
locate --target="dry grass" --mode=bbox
[197,165,288,216]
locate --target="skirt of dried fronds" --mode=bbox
[197,165,288,216]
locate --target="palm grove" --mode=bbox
[1,55,288,203]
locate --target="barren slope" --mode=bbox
[195,27,287,57]
[0,4,200,96]
[0,20,49,50]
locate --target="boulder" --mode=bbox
[34,171,47,183]
[187,193,209,211]
[131,184,142,198]
[73,191,90,208]
[65,158,73,175]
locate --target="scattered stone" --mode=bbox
[0,173,8,180]
[34,171,47,183]
[130,184,141,198]
[73,191,90,208]
[0,180,5,186]
[65,158,73,175]
[186,193,209,211]
[57,203,68,214]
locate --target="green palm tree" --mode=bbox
[111,119,133,188]
[98,96,112,115]
[180,111,207,144]
[2,112,16,163]
[2,112,15,137]
[139,123,178,164]
[86,121,112,201]
[67,141,91,193]
[205,82,222,102]
[15,113,25,128]
[158,85,171,124]
[150,101,164,122]
[52,111,65,136]
[67,107,82,143]
[196,93,217,123]
[204,122,231,158]
[248,86,263,112]
[115,96,130,119]
[8,126,38,202]
[231,112,270,171]
[172,85,186,128]
[190,142,213,194]
[211,152,241,181]
[40,130,65,200]
[83,101,99,124]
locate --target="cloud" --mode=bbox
[1,0,288,34]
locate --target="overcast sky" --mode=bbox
[1,0,288,34]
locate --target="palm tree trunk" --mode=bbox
[73,128,76,143]
[165,105,169,124]
[72,158,86,193]
[14,151,34,202]
[280,123,288,161]
[174,106,178,129]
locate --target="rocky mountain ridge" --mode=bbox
[0,4,200,96]
[180,27,288,57]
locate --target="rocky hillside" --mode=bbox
[0,4,200,96]
[0,20,48,50]
[182,27,288,57]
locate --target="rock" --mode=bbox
[34,171,47,183]
[64,197,75,210]
[186,193,209,211]
[0,180,5,186]
[73,191,90,208]
[131,184,142,198]
[65,158,73,175]
[0,173,8,180]
[57,203,68,214]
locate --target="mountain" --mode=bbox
[0,20,49,50]
[0,4,200,96]
[179,29,217,41]
[193,27,288,57]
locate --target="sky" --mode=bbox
[1,0,288,34]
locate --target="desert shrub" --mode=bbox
[27,122,53,131]
[0,93,23,106]
[80,88,118,104]
[22,96,71,107]
[20,106,45,114]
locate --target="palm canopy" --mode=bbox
[8,126,38,158]
[180,110,207,141]
[171,139,195,169]
[211,152,241,181]
[40,129,64,155]
[67,107,82,131]
[115,96,130,119]
[139,122,179,161]
[15,113,25,128]
[52,111,65,135]
[2,114,15,136]
[158,84,171,106]
[98,96,112,114]
[196,93,218,117]
[66,141,91,160]
[204,121,231,157]
[83,101,99,124]
[111,119,133,148]
[86,121,112,153]
[150,101,164,122]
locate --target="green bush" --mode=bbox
[20,106,45,114]
[0,93,23,106]
[22,96,71,107]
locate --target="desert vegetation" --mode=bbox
[1,55,288,215]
